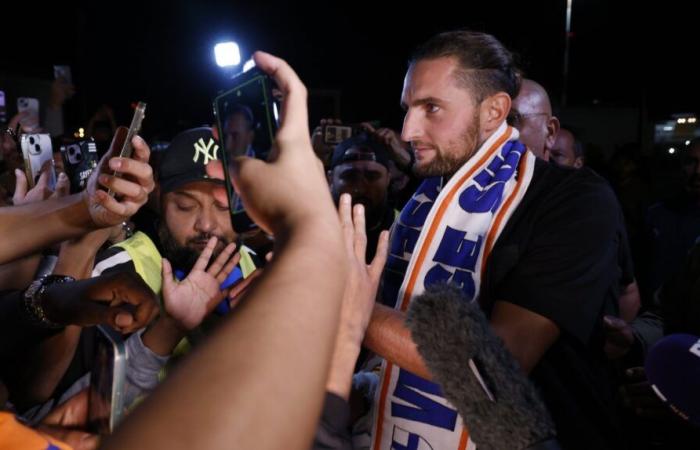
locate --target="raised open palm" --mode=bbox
[162,237,239,330]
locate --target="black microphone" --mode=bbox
[406,282,559,450]
[645,333,700,426]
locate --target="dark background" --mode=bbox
[0,0,694,145]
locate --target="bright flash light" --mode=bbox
[678,118,687,124]
[214,42,241,67]
[669,147,676,154]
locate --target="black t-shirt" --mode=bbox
[480,159,631,450]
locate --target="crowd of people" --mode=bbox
[1,29,698,450]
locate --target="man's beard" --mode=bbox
[412,115,481,179]
[158,224,231,274]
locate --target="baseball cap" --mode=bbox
[158,127,224,193]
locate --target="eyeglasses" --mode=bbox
[507,111,550,127]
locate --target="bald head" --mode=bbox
[510,79,559,160]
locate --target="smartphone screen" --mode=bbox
[88,325,127,434]
[213,67,279,233]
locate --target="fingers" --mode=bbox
[217,253,241,285]
[108,156,154,194]
[369,230,390,280]
[162,258,174,289]
[205,161,229,205]
[207,242,238,279]
[42,388,90,426]
[111,308,136,331]
[109,272,159,329]
[131,135,151,164]
[53,172,70,198]
[252,51,309,145]
[99,172,147,198]
[192,236,218,273]
[13,169,28,201]
[352,203,367,262]
[228,269,263,305]
[91,189,138,217]
[339,194,355,256]
[206,160,225,180]
[35,161,52,189]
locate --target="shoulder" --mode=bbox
[93,244,136,277]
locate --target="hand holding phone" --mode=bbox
[213,68,279,233]
[19,133,56,190]
[107,102,146,197]
[88,325,127,434]
[207,51,336,237]
[17,97,40,132]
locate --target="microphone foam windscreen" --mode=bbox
[406,282,556,450]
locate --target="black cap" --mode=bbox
[158,127,224,193]
[329,133,391,170]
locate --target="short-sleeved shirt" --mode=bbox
[480,159,631,450]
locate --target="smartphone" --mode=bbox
[0,90,6,124]
[60,139,99,193]
[213,66,279,233]
[107,102,146,196]
[53,65,72,84]
[17,97,40,132]
[88,325,127,435]
[322,121,380,145]
[19,134,56,189]
[323,125,354,145]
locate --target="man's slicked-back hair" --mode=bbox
[410,30,522,102]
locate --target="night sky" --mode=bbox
[2,0,694,140]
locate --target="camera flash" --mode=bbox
[215,42,241,67]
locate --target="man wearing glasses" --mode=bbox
[509,78,560,161]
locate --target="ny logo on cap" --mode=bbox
[193,138,220,165]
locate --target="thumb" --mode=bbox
[162,258,174,288]
[206,159,225,180]
[13,169,28,201]
[52,172,70,198]
[231,156,266,193]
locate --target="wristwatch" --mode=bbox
[23,274,76,329]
